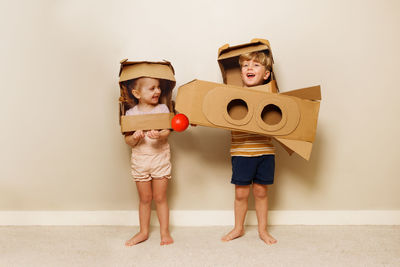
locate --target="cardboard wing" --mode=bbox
[175,80,321,160]
[118,59,176,133]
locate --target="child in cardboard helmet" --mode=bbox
[119,59,175,111]
[217,38,278,92]
[118,59,175,246]
[221,42,277,245]
[119,60,175,133]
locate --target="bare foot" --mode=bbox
[125,232,149,246]
[221,228,245,242]
[259,230,277,245]
[160,231,174,245]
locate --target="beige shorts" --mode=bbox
[131,149,171,182]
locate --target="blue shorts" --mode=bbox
[231,155,275,185]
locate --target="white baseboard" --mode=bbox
[0,210,399,226]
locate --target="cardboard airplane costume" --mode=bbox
[175,39,321,160]
[118,59,176,133]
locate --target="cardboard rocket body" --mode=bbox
[118,59,176,133]
[175,39,321,160]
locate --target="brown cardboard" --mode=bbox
[118,59,176,133]
[121,113,175,132]
[280,85,322,100]
[175,80,320,142]
[175,39,321,160]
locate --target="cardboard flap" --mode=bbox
[119,61,175,83]
[273,137,295,156]
[274,138,313,160]
[217,44,230,58]
[121,113,174,132]
[218,41,271,60]
[281,85,321,101]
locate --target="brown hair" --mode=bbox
[121,78,139,107]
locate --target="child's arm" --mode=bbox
[125,130,145,147]
[146,129,170,140]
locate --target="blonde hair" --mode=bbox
[239,51,272,71]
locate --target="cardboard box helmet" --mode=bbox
[118,59,176,133]
[218,38,278,92]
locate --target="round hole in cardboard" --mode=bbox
[227,99,248,120]
[261,104,282,125]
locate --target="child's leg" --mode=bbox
[222,185,250,241]
[253,183,277,245]
[152,178,173,245]
[125,181,152,246]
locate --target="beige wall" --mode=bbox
[1,0,399,211]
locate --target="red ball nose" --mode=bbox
[171,114,189,132]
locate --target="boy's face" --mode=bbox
[132,77,161,105]
[240,59,270,87]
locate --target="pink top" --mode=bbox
[125,104,170,154]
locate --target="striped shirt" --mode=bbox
[230,131,275,157]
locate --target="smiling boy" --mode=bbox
[221,51,277,245]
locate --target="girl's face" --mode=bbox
[132,77,161,105]
[240,59,270,87]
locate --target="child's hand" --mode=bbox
[146,130,161,139]
[125,130,144,147]
[133,130,145,140]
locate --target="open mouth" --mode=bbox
[246,73,255,78]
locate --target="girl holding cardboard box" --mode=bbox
[119,60,176,246]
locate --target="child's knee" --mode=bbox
[253,184,268,199]
[235,186,250,201]
[140,193,153,204]
[152,193,166,204]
